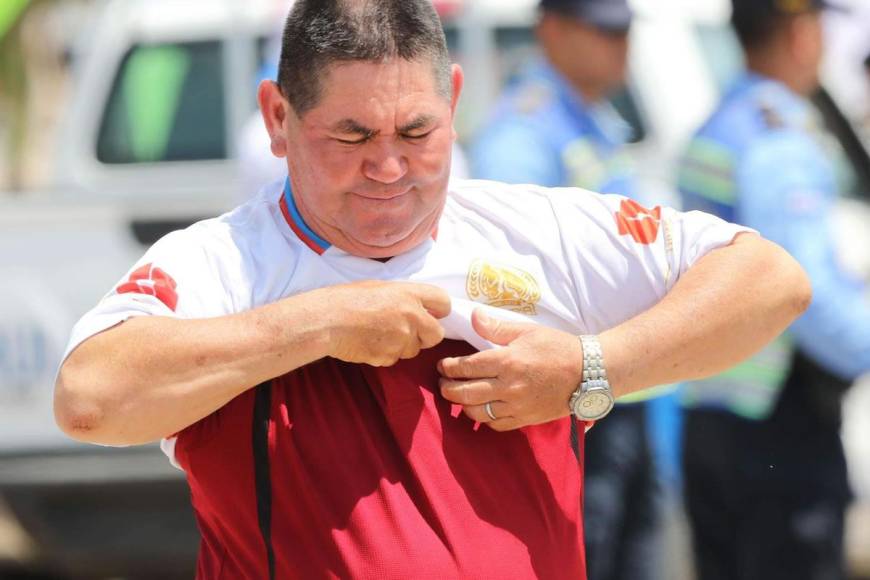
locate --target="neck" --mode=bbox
[572,79,604,104]
[547,57,604,103]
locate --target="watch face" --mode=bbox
[574,390,614,420]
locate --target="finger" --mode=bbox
[417,314,446,350]
[440,378,501,406]
[438,349,504,379]
[471,308,528,346]
[462,400,512,424]
[410,284,452,319]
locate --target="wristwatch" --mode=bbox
[568,335,615,421]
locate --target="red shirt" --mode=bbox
[175,340,587,579]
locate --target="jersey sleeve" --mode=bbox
[549,189,753,332]
[738,132,870,379]
[61,227,235,363]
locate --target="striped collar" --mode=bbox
[279,178,331,255]
[278,177,441,256]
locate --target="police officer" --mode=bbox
[471,0,635,195]
[678,1,870,579]
[471,3,664,580]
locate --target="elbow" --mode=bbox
[740,235,812,329]
[793,268,813,318]
[756,241,813,330]
[784,253,812,319]
[54,363,120,445]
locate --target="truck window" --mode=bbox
[97,40,226,164]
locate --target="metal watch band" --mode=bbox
[580,335,608,389]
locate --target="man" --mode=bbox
[471,2,665,579]
[678,1,870,579]
[471,0,634,193]
[55,1,809,578]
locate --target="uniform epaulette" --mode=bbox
[759,102,785,129]
[515,83,553,115]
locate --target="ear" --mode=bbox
[449,64,464,139]
[257,80,291,158]
[788,13,823,69]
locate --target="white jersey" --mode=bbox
[64,177,751,376]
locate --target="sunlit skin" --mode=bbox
[258,59,464,259]
[745,12,824,96]
[537,13,629,103]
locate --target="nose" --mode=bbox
[362,140,408,184]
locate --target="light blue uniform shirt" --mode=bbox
[471,61,635,197]
[679,72,870,417]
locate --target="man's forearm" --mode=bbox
[601,234,811,398]
[56,280,451,446]
[55,291,333,446]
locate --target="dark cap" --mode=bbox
[539,0,633,32]
[732,0,846,22]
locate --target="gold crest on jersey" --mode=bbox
[466,259,541,315]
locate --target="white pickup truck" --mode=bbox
[1,0,868,578]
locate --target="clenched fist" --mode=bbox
[322,280,451,367]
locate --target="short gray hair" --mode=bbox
[277,0,452,116]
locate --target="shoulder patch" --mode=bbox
[614,199,662,245]
[760,103,784,129]
[116,263,179,311]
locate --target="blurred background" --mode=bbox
[0,0,868,578]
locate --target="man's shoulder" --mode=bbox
[724,81,814,139]
[509,79,559,117]
[184,197,274,250]
[447,179,604,224]
[449,178,557,205]
[697,95,763,148]
[689,83,811,165]
[488,71,571,128]
[721,87,823,164]
[159,181,299,273]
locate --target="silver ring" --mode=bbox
[484,401,497,421]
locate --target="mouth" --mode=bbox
[350,187,412,202]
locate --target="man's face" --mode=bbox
[544,14,629,101]
[277,59,461,259]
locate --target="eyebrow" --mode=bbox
[398,115,437,133]
[329,114,437,137]
[331,119,376,138]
